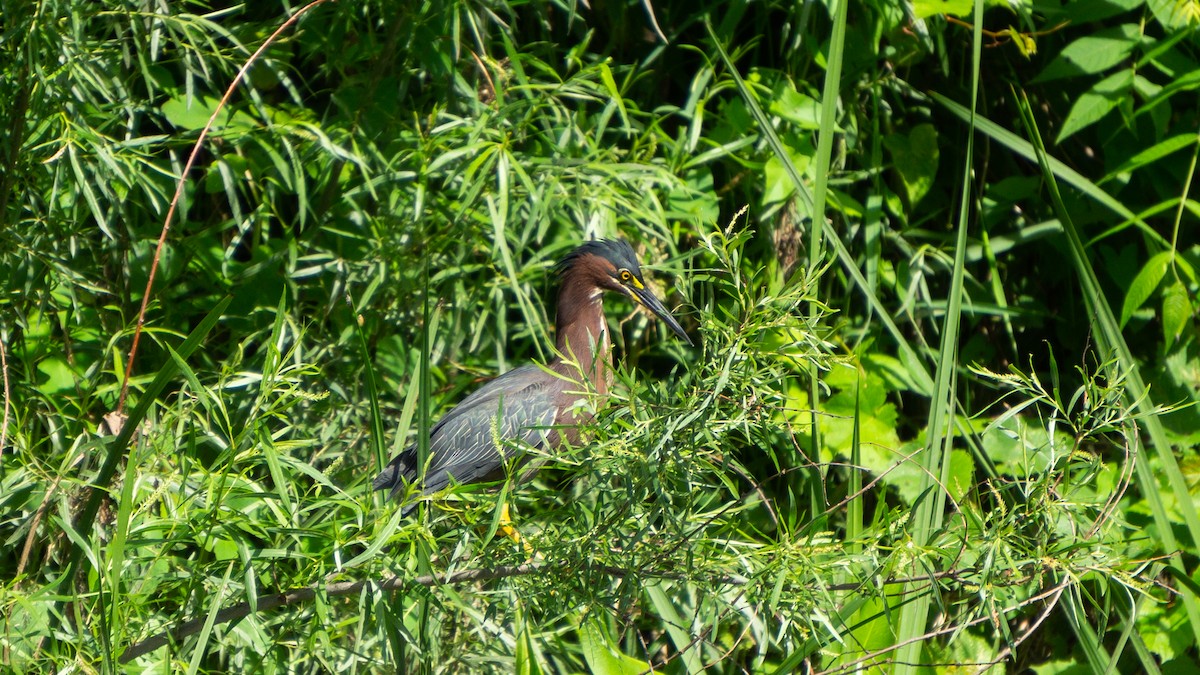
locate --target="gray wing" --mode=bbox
[372,364,558,498]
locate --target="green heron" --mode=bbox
[373,239,691,512]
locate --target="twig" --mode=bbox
[816,580,1071,675]
[971,579,1070,674]
[120,550,1055,665]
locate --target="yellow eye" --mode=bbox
[619,269,632,282]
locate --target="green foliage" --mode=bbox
[3,0,1200,673]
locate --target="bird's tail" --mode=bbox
[372,449,417,499]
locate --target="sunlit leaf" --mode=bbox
[1162,278,1192,343]
[912,0,974,19]
[1035,24,1141,82]
[1121,251,1172,327]
[1056,69,1135,143]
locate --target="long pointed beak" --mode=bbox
[631,286,693,346]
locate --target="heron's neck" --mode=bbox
[554,276,611,391]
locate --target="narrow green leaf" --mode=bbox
[931,92,1170,249]
[1121,251,1172,326]
[893,3,982,671]
[64,296,233,591]
[515,606,545,675]
[645,584,705,675]
[1061,584,1113,673]
[1102,134,1195,183]
[598,61,630,130]
[1015,89,1200,648]
[186,562,235,675]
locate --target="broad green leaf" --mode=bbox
[16,309,53,359]
[928,630,995,670]
[846,594,895,657]
[1137,583,1195,661]
[821,364,901,472]
[1162,279,1191,343]
[884,124,939,207]
[912,0,973,19]
[762,139,814,205]
[161,94,256,132]
[1035,24,1141,82]
[1056,69,1134,143]
[1148,0,1200,30]
[1121,251,1172,327]
[769,87,823,130]
[669,168,720,222]
[887,442,978,504]
[579,617,651,675]
[1071,0,1146,22]
[978,412,1069,477]
[945,449,975,502]
[208,538,239,562]
[1137,69,1200,122]
[36,356,77,395]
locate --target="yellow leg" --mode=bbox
[496,502,534,556]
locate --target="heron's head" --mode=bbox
[557,239,692,345]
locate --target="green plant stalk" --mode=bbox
[1167,118,1199,268]
[416,252,434,674]
[892,3,982,670]
[185,562,235,674]
[806,0,847,518]
[838,369,866,665]
[1060,583,1112,672]
[353,297,387,475]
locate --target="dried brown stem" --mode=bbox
[115,0,333,415]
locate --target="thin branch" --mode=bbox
[120,550,1068,665]
[972,580,1070,674]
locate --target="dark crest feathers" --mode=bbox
[556,239,642,277]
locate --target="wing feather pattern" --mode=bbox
[372,365,558,499]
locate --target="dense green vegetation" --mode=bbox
[3,0,1200,672]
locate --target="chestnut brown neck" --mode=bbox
[553,264,612,393]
